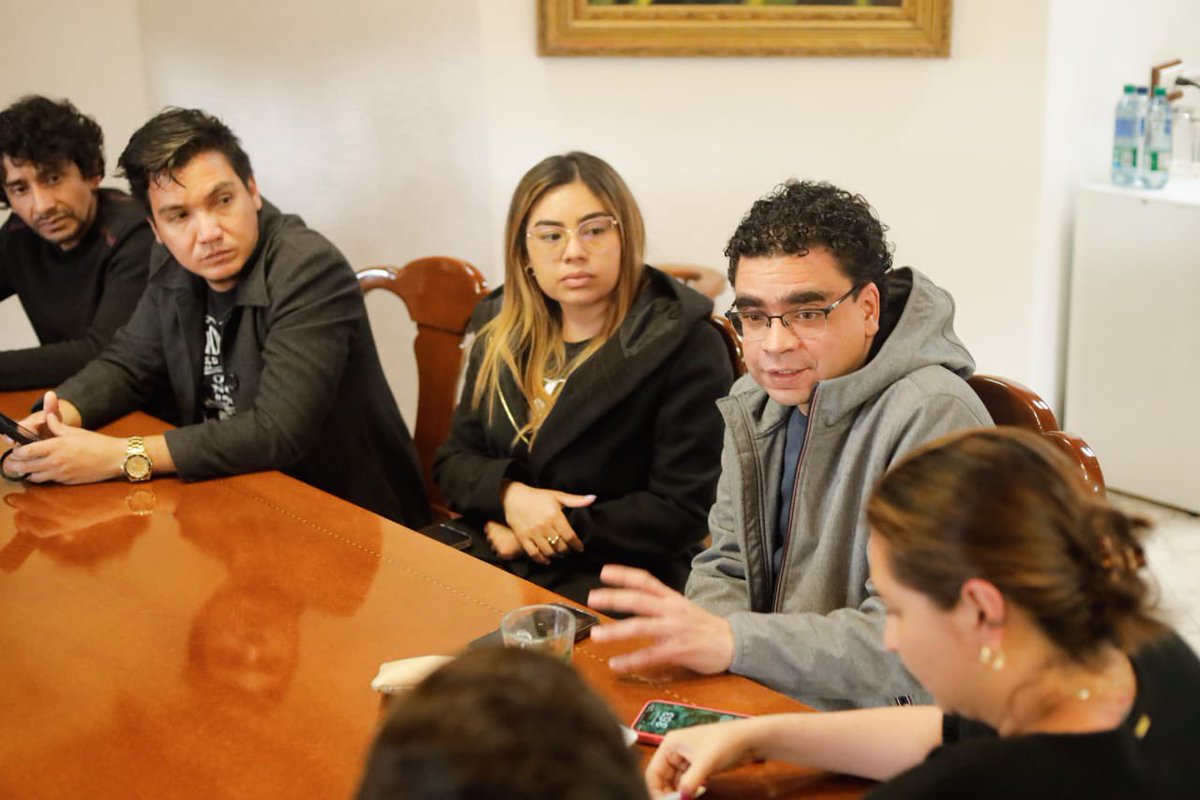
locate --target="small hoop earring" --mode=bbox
[524,265,535,277]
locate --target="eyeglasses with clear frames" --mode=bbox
[725,284,862,341]
[526,216,620,257]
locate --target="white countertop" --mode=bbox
[1081,176,1200,207]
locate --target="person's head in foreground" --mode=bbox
[648,427,1197,798]
[0,95,105,250]
[118,107,261,292]
[357,647,649,800]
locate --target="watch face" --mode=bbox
[124,454,152,481]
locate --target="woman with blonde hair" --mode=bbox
[433,151,734,604]
[646,427,1200,799]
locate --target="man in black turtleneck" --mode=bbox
[0,95,153,390]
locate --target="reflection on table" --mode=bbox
[0,391,869,799]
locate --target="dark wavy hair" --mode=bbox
[357,647,648,800]
[868,427,1165,662]
[117,107,253,212]
[725,180,893,307]
[0,95,104,209]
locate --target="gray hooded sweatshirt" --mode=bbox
[686,267,992,710]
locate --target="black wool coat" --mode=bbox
[433,266,734,603]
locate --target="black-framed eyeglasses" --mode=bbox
[525,216,620,257]
[724,285,861,342]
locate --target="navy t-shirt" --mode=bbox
[774,406,808,581]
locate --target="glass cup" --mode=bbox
[500,604,577,662]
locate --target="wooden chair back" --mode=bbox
[707,315,746,378]
[967,374,1106,496]
[661,263,727,300]
[357,258,488,516]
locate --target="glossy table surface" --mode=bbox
[0,390,870,799]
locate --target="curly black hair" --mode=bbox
[725,180,893,306]
[0,95,105,209]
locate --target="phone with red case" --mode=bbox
[631,699,747,745]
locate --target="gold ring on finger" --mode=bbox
[546,534,561,546]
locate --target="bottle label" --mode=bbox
[1150,151,1171,172]
[1115,117,1136,138]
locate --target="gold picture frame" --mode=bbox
[537,0,951,58]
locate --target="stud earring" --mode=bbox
[979,645,1006,671]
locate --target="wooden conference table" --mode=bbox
[0,390,870,799]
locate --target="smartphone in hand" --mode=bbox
[0,412,40,445]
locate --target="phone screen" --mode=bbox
[632,701,746,744]
[0,412,40,445]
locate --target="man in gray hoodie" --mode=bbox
[589,180,991,710]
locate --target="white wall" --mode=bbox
[135,0,494,271]
[4,0,1198,422]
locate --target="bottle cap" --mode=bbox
[1137,86,1149,94]
[1124,84,1136,93]
[1153,87,1167,96]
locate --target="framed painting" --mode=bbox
[537,0,951,58]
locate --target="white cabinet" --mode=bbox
[1065,179,1200,513]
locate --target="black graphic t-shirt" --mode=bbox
[202,288,240,420]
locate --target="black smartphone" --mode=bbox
[418,519,475,551]
[468,602,601,649]
[554,602,600,640]
[631,699,747,745]
[0,412,40,445]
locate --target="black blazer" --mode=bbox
[58,201,429,528]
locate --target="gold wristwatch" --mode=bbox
[121,436,153,482]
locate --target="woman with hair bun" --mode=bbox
[646,427,1200,799]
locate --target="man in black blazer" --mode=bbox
[6,108,430,528]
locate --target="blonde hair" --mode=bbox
[471,152,645,444]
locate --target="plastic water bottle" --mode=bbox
[1141,87,1172,189]
[1111,84,1139,185]
[1133,87,1150,181]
